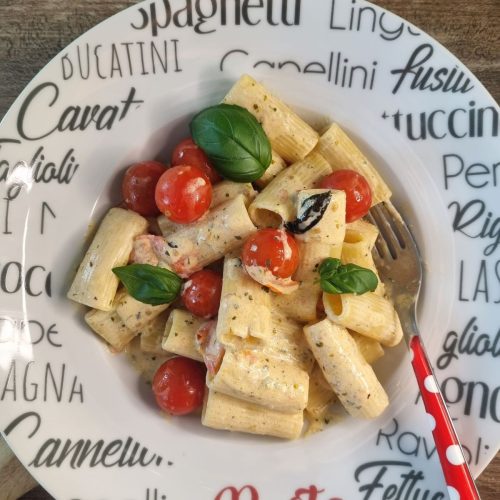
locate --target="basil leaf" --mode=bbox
[320,279,344,295]
[318,258,378,295]
[318,258,342,280]
[285,192,332,234]
[190,104,272,182]
[112,264,182,305]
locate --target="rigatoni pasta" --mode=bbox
[323,292,402,347]
[162,309,204,362]
[223,74,318,163]
[304,319,389,419]
[254,151,287,188]
[202,390,304,440]
[216,254,272,346]
[248,152,331,228]
[115,290,170,332]
[84,306,137,352]
[68,208,148,311]
[163,195,256,276]
[158,181,256,236]
[316,123,392,206]
[208,349,309,413]
[140,310,171,354]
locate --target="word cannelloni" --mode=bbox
[68,74,403,439]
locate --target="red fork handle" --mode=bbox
[409,336,481,499]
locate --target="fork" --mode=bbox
[366,202,481,500]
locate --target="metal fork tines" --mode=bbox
[366,202,423,314]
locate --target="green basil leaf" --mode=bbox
[112,264,182,305]
[190,104,272,182]
[318,258,378,295]
[319,279,344,295]
[318,258,342,280]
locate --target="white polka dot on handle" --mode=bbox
[447,485,460,500]
[446,445,465,466]
[426,412,436,431]
[424,375,439,393]
[409,348,414,362]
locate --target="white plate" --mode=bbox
[0,1,498,498]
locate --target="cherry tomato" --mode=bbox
[122,161,166,216]
[181,270,223,318]
[172,138,221,184]
[242,229,299,279]
[155,165,212,223]
[320,169,372,223]
[152,357,206,416]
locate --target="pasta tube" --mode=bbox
[216,254,272,346]
[272,281,321,324]
[254,151,287,188]
[84,308,136,352]
[218,313,314,372]
[223,74,318,163]
[323,293,402,347]
[266,314,315,372]
[346,219,379,249]
[115,290,170,332]
[202,390,303,440]
[304,319,388,419]
[293,189,346,245]
[163,195,256,277]
[67,208,148,311]
[316,124,391,206]
[294,241,341,282]
[126,337,173,383]
[350,332,384,364]
[140,310,171,354]
[209,349,309,413]
[162,309,204,361]
[341,235,385,296]
[306,364,337,419]
[249,152,331,228]
[157,181,257,236]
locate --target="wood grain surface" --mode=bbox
[0,0,498,499]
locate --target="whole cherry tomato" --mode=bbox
[181,269,223,319]
[152,357,206,416]
[242,229,299,279]
[171,138,221,184]
[155,165,212,223]
[122,161,166,216]
[320,170,372,223]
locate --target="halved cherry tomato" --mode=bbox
[172,138,221,184]
[122,161,166,216]
[155,165,212,223]
[181,269,223,319]
[152,357,206,416]
[242,229,299,279]
[319,169,372,223]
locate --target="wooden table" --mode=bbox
[0,0,498,498]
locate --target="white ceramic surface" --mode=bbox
[0,1,498,498]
